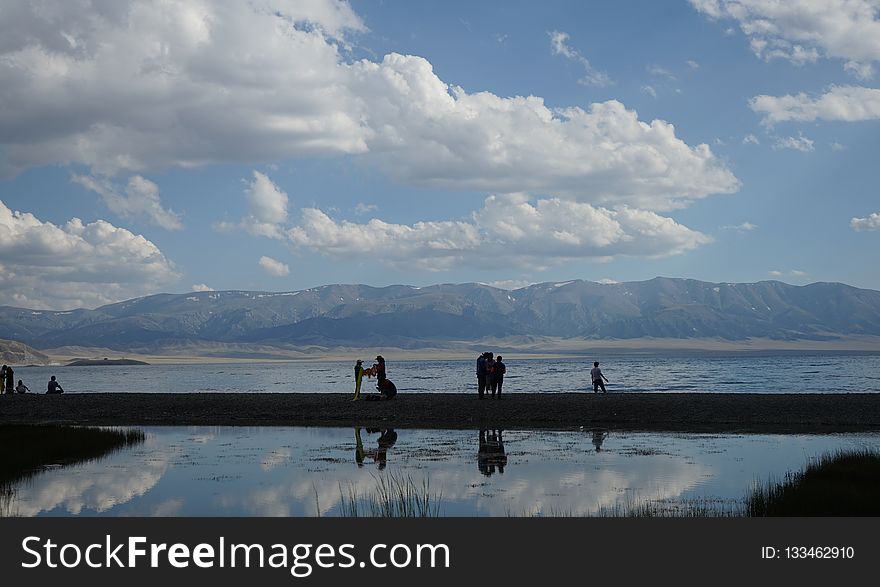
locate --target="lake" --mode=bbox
[12,353,880,394]
[4,426,878,517]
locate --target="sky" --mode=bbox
[0,0,878,310]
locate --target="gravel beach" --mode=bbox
[2,392,880,433]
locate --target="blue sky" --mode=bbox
[1,0,878,309]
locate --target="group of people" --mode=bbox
[352,355,397,401]
[475,352,506,398]
[350,354,610,398]
[0,365,64,394]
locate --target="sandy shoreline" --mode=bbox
[2,392,880,433]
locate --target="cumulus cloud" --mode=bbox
[71,174,183,230]
[851,212,880,231]
[215,171,290,239]
[549,30,613,87]
[750,85,880,125]
[259,255,290,277]
[351,55,739,211]
[0,0,368,176]
[640,85,658,98]
[191,283,214,292]
[773,134,815,152]
[690,0,880,75]
[0,200,178,309]
[286,195,711,270]
[742,134,760,145]
[0,1,737,215]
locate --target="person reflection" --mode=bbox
[355,427,366,467]
[356,428,398,470]
[591,430,609,452]
[478,429,508,476]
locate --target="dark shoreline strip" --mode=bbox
[2,393,880,433]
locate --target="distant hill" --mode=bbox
[0,338,50,365]
[2,278,880,352]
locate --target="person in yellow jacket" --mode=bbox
[353,359,365,400]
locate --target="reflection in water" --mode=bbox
[592,430,609,452]
[3,427,879,517]
[355,428,398,470]
[478,430,508,476]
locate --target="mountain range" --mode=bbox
[2,278,880,353]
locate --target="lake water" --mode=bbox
[4,427,878,517]
[12,353,880,394]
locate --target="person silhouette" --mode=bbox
[46,375,64,394]
[590,361,609,393]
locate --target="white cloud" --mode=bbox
[0,199,178,309]
[851,212,880,231]
[648,65,676,80]
[549,30,613,87]
[0,2,738,215]
[769,270,783,277]
[773,134,815,152]
[354,203,378,215]
[690,0,880,74]
[258,255,290,277]
[640,85,658,98]
[844,60,875,80]
[750,85,880,125]
[216,171,290,238]
[830,141,846,151]
[790,269,807,277]
[286,195,712,270]
[352,54,739,211]
[687,60,700,70]
[191,283,214,292]
[0,0,368,176]
[598,278,620,284]
[721,221,758,232]
[71,174,183,230]
[742,134,760,145]
[239,171,290,239]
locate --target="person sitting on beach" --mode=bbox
[15,379,29,394]
[46,375,64,394]
[590,361,609,393]
[365,378,397,401]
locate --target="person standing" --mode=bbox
[590,361,609,393]
[353,359,365,401]
[4,365,14,394]
[492,355,506,398]
[486,352,496,395]
[373,356,386,389]
[475,353,488,399]
[46,375,64,394]
[0,366,6,393]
